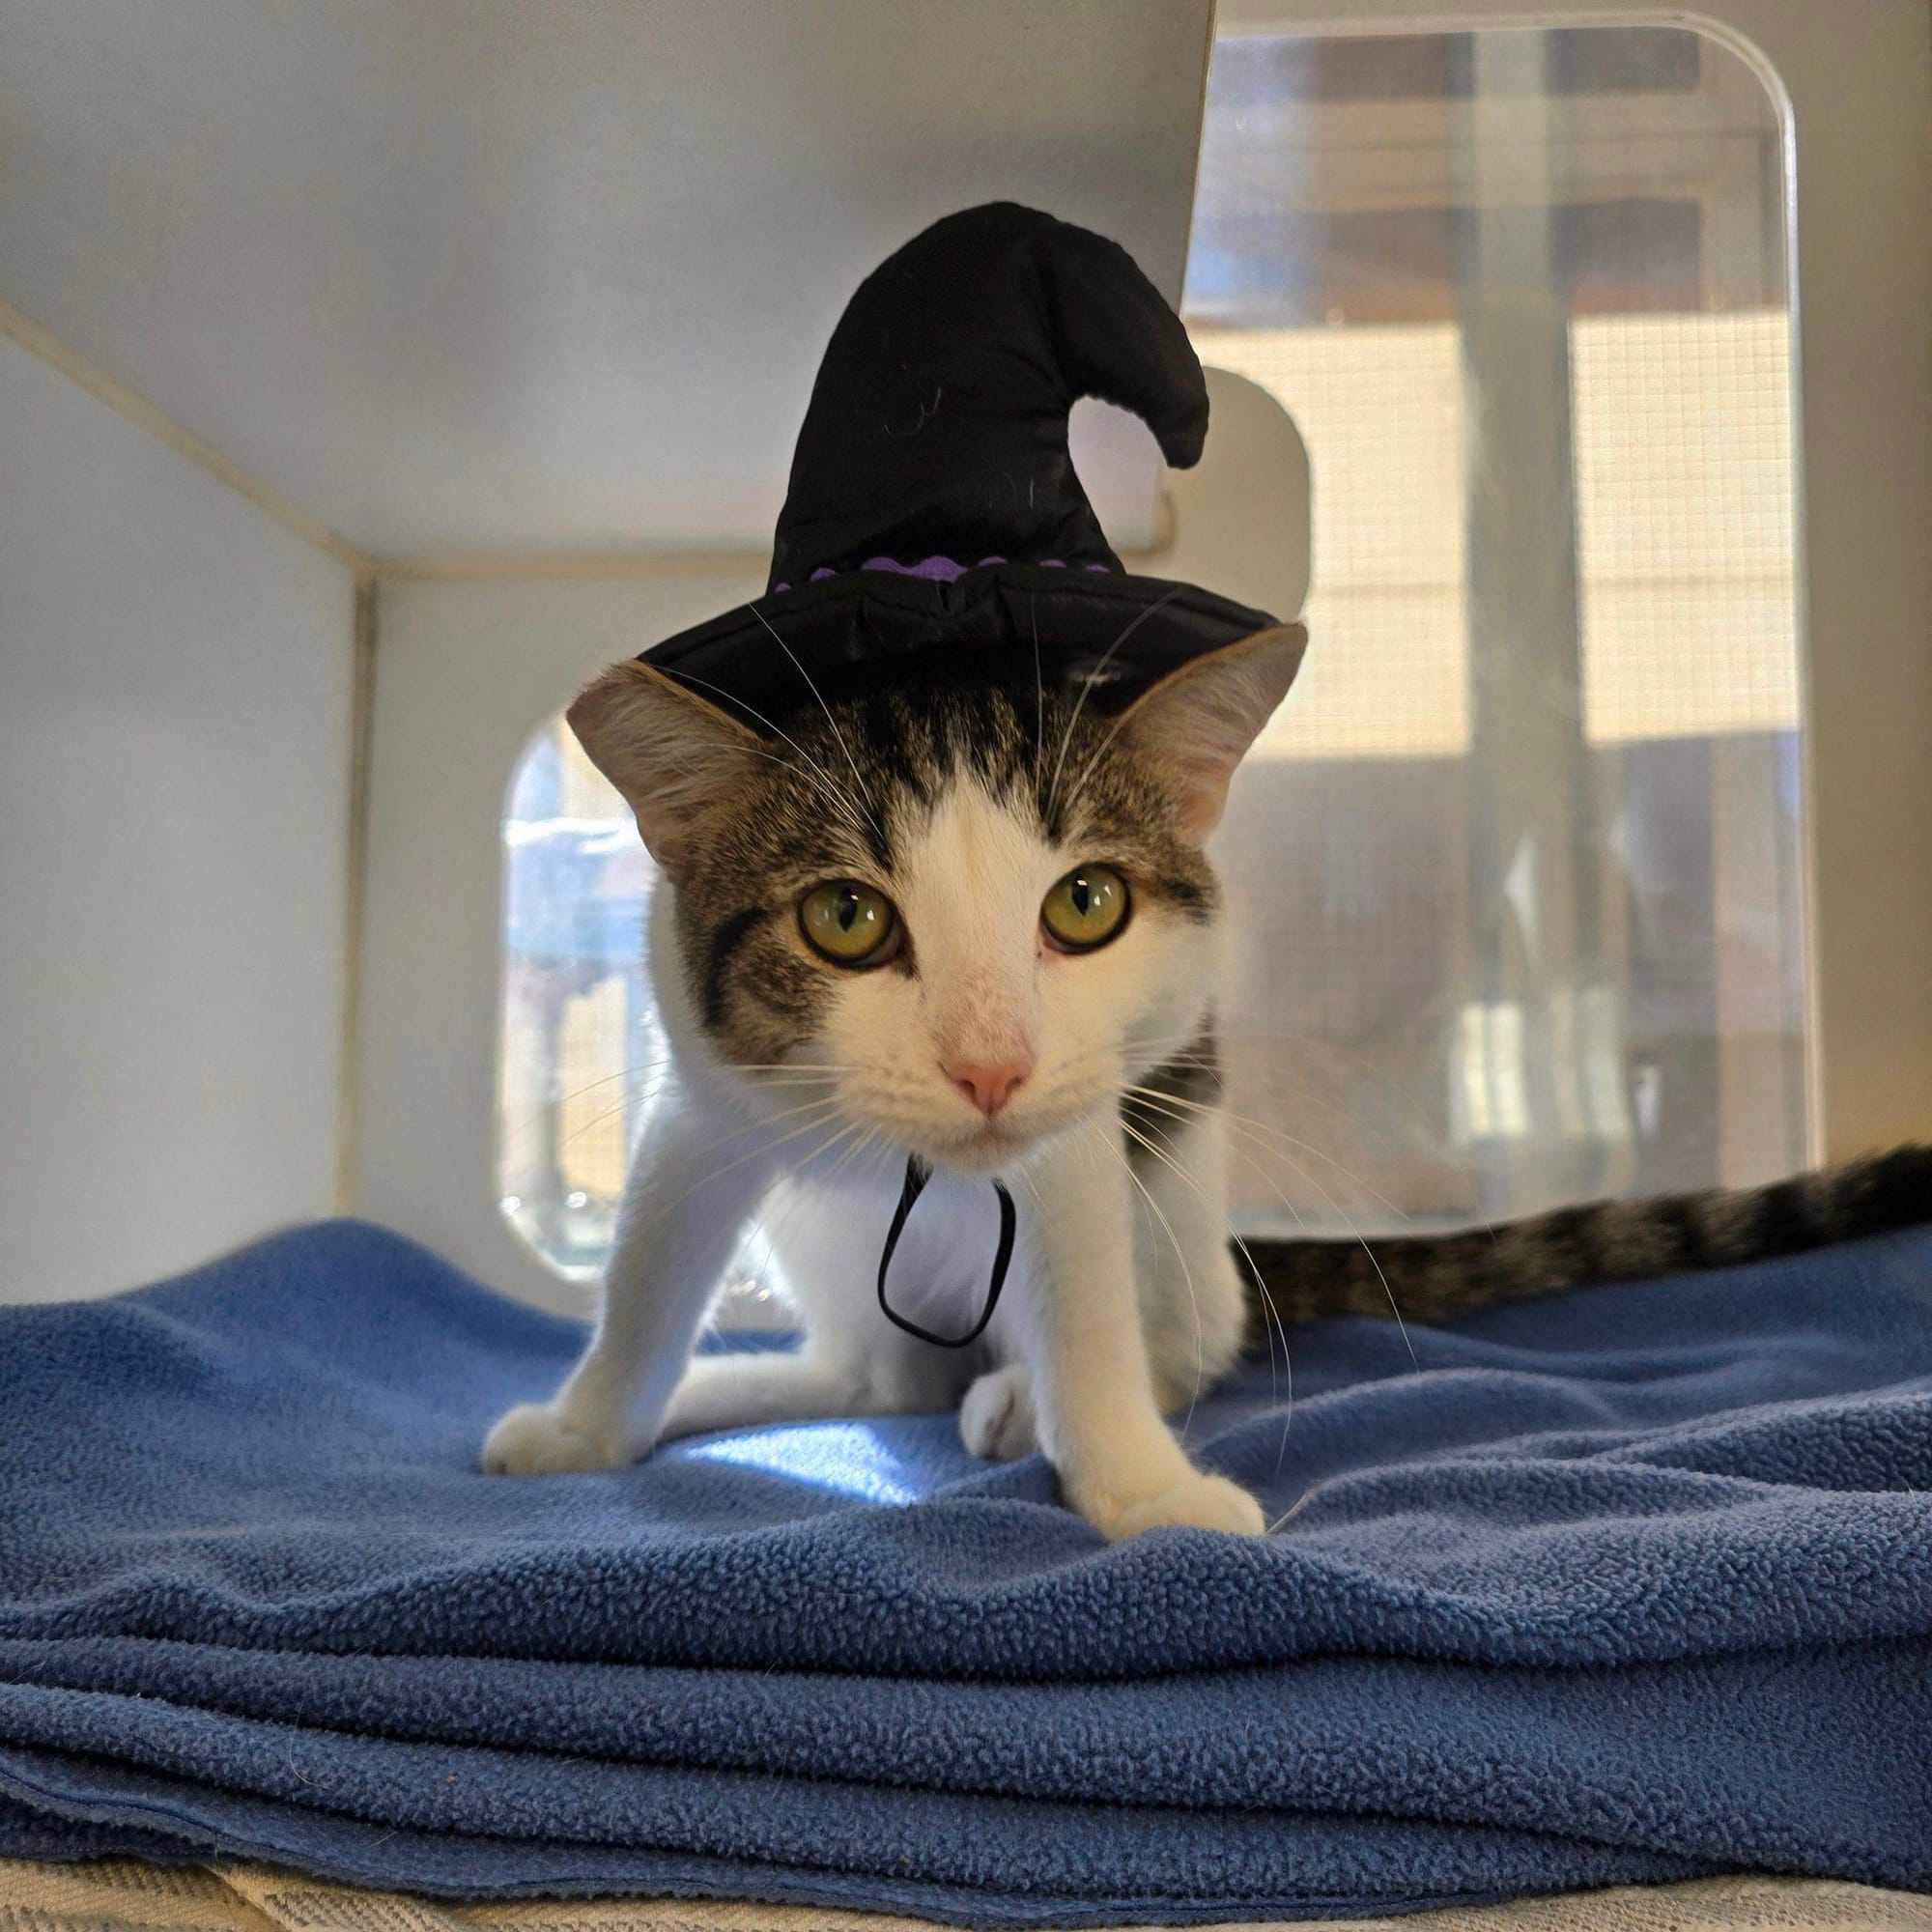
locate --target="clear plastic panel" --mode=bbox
[1191,23,1806,1236]
[498,21,1808,1276]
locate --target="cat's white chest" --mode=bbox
[762,1159,1031,1346]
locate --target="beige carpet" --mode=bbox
[0,1859,1925,1932]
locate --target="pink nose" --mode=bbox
[942,1053,1031,1118]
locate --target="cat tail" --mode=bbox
[1234,1144,1932,1337]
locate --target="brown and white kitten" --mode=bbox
[483,628,1932,1541]
[484,629,1304,1539]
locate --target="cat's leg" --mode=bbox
[658,1178,960,1440]
[1012,1123,1264,1541]
[660,1348,877,1439]
[960,1102,1247,1463]
[958,1360,1037,1461]
[1126,1098,1250,1417]
[482,1090,779,1474]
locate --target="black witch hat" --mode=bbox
[639,202,1282,723]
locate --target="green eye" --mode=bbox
[799,880,898,965]
[1040,865,1130,952]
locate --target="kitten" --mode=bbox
[485,628,1302,1539]
[484,629,1932,1541]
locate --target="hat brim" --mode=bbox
[638,562,1283,733]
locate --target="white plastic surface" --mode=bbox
[0,334,355,1302]
[0,0,1210,557]
[356,571,759,1313]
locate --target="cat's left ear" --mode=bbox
[566,660,763,884]
[1118,624,1307,838]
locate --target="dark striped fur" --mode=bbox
[671,657,1218,1066]
[1236,1145,1932,1344]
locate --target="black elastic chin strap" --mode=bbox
[876,1154,1017,1349]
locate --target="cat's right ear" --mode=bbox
[1117,623,1308,838]
[566,661,761,885]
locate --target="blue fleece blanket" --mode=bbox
[1,1220,1928,1923]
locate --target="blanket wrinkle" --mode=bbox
[2,1217,1928,1922]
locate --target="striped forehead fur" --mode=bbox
[666,666,1218,1064]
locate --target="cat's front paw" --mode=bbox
[1092,1470,1266,1542]
[960,1364,1038,1462]
[480,1402,635,1476]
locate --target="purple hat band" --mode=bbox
[772,555,1112,594]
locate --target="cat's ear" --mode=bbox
[566,661,761,884]
[1118,624,1307,837]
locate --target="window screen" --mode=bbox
[1191,23,1805,1236]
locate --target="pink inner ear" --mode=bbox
[1121,627,1308,841]
[1177,779,1228,838]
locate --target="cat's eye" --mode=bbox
[1040,865,1130,952]
[798,880,899,966]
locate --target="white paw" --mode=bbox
[1091,1470,1266,1543]
[480,1402,636,1476]
[959,1365,1038,1462]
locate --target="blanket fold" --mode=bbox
[2,1218,1928,1922]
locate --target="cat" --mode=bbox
[484,627,1932,1541]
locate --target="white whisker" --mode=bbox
[1044,587,1184,825]
[1029,591,1046,800]
[745,603,889,852]
[1125,1088,1418,1377]
[1107,1118,1207,1429]
[1117,1100,1295,1475]
[1121,1082,1407,1224]
[647,663,874,849]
